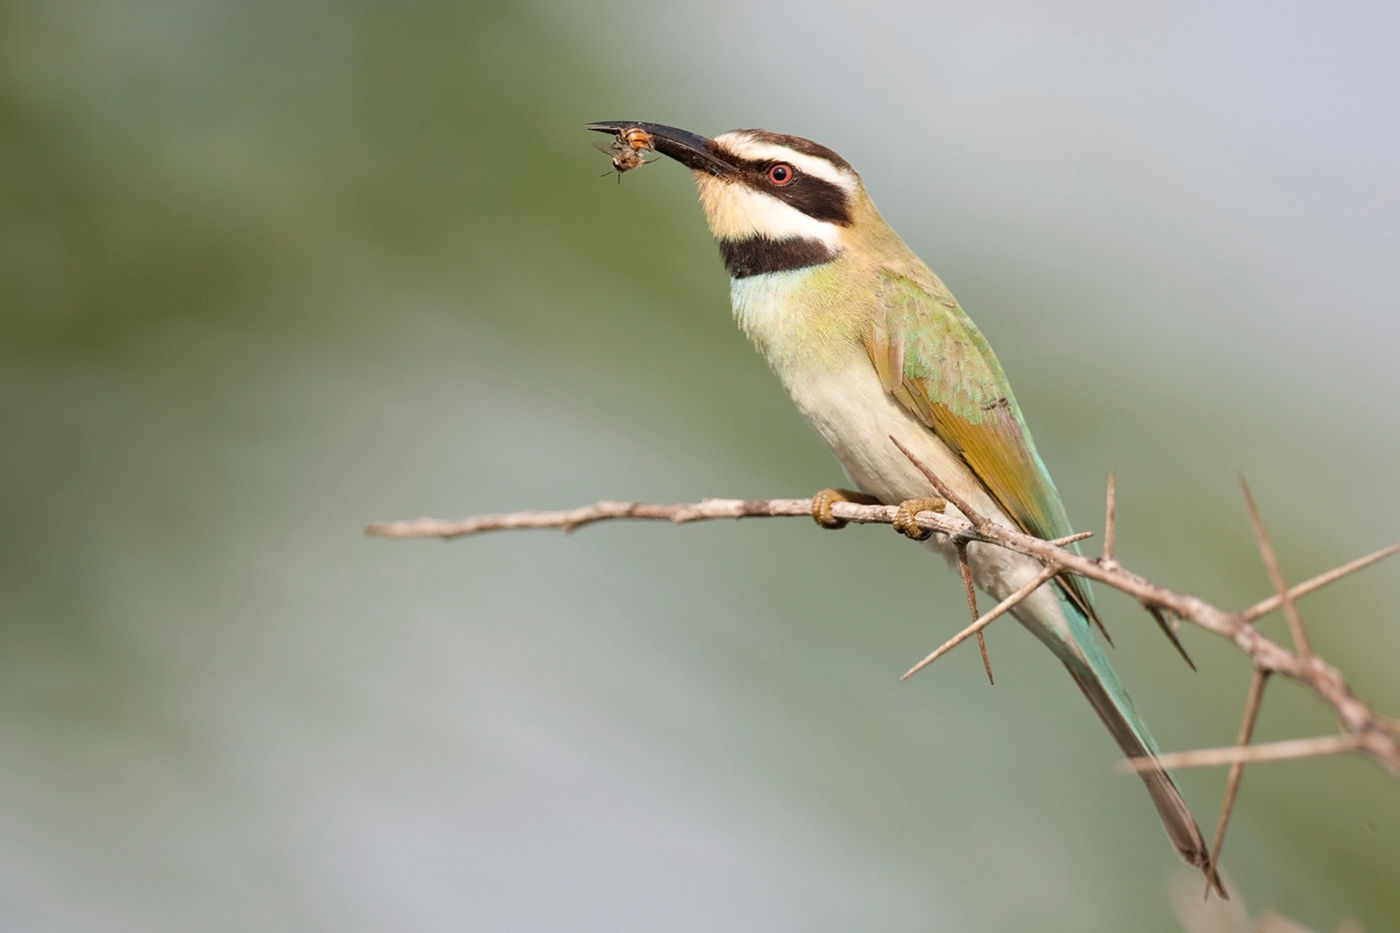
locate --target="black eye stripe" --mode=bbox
[733,158,852,226]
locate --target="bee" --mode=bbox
[594,126,656,181]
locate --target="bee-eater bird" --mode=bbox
[585,121,1218,891]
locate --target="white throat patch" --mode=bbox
[695,178,843,247]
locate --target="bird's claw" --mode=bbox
[892,497,947,540]
[811,488,851,529]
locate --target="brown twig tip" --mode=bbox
[956,542,994,685]
[1048,530,1095,547]
[1240,477,1314,658]
[1102,471,1118,568]
[1145,603,1197,671]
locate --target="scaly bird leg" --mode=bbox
[892,497,948,540]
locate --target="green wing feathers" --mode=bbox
[865,270,1100,627]
[864,268,1216,884]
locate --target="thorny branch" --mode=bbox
[367,489,1399,764]
[367,443,1400,865]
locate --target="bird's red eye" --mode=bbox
[767,163,794,186]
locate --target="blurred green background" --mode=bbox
[3,1,1398,929]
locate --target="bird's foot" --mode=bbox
[892,497,947,540]
[810,488,877,529]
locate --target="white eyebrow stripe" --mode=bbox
[714,133,857,192]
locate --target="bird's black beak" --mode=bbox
[585,121,735,177]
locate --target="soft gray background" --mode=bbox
[4,1,1398,930]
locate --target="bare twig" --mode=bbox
[955,541,994,685]
[1241,478,1313,658]
[900,566,1060,681]
[1118,734,1364,772]
[371,465,1399,899]
[368,489,1400,779]
[368,497,898,538]
[1103,471,1119,569]
[1240,542,1400,623]
[1048,530,1095,547]
[1098,473,1193,667]
[1206,669,1271,896]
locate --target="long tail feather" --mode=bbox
[1017,588,1225,897]
[1060,652,1223,895]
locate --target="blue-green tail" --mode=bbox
[1028,591,1223,894]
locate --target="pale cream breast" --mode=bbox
[779,354,1078,645]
